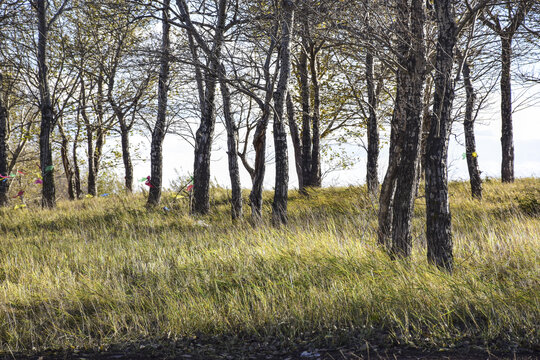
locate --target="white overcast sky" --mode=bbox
[129,82,540,191]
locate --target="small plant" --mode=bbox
[516,193,540,215]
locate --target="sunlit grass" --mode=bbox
[0,178,538,353]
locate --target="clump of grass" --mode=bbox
[0,179,539,353]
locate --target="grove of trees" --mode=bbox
[1,0,539,271]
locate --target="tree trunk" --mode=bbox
[248,12,280,223]
[0,74,8,207]
[249,108,271,222]
[219,72,243,219]
[462,58,482,199]
[73,121,82,199]
[500,36,514,183]
[190,0,227,216]
[377,0,409,250]
[272,0,295,226]
[298,45,311,191]
[287,92,303,190]
[390,0,426,258]
[93,128,105,193]
[60,132,75,200]
[425,0,456,272]
[365,49,379,195]
[120,121,133,193]
[37,0,55,208]
[85,125,96,196]
[309,46,321,187]
[80,79,97,197]
[147,0,170,207]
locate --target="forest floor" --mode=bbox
[0,179,539,359]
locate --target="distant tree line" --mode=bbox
[0,0,539,271]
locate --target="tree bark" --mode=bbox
[287,92,303,190]
[120,121,133,193]
[80,79,97,196]
[309,46,321,187]
[272,0,295,226]
[500,37,514,183]
[425,0,456,272]
[365,49,379,195]
[0,73,8,207]
[188,0,227,215]
[73,120,82,199]
[248,22,280,223]
[298,44,311,191]
[377,0,409,250]
[390,0,426,258]
[377,111,401,249]
[219,72,243,219]
[147,0,170,207]
[462,57,482,199]
[37,0,56,208]
[59,127,75,200]
[249,107,271,222]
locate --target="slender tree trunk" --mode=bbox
[73,121,82,199]
[378,80,406,249]
[287,92,303,190]
[249,108,271,222]
[248,17,280,223]
[390,0,426,258]
[60,132,75,200]
[416,75,433,196]
[309,47,321,187]
[93,128,105,193]
[37,0,55,208]
[80,80,97,196]
[219,72,243,219]
[462,58,482,199]
[119,121,133,193]
[85,125,96,196]
[378,0,409,249]
[365,49,379,195]
[191,0,227,216]
[148,0,170,206]
[500,36,514,183]
[299,45,311,191]
[272,0,295,226]
[0,74,8,207]
[425,0,456,272]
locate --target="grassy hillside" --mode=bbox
[0,179,539,355]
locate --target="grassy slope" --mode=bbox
[0,179,538,353]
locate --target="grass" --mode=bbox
[0,178,539,355]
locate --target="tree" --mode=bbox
[378,0,426,255]
[0,73,7,206]
[147,0,171,206]
[174,0,229,215]
[480,0,534,183]
[36,0,70,208]
[272,0,295,225]
[424,0,457,271]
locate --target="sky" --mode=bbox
[129,83,540,192]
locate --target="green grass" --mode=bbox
[0,179,539,354]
